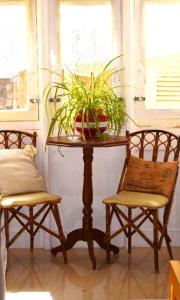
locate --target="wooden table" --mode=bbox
[169,261,180,300]
[46,135,128,269]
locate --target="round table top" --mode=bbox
[46,135,128,148]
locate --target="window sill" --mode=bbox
[134,102,180,128]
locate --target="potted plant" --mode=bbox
[43,56,128,140]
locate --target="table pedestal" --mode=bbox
[51,147,119,269]
[47,135,128,269]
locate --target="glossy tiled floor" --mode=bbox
[5,247,180,300]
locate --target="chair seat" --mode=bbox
[103,191,169,208]
[0,192,61,208]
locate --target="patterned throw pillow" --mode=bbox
[122,155,178,198]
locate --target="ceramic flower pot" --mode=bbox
[75,109,109,139]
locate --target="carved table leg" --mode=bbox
[82,146,96,269]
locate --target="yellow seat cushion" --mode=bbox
[0,192,61,208]
[103,191,169,208]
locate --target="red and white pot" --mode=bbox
[75,109,109,139]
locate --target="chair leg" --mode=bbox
[53,204,68,264]
[4,209,9,248]
[164,227,173,259]
[128,207,132,253]
[105,204,111,264]
[163,206,173,259]
[153,209,159,273]
[29,207,34,251]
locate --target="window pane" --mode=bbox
[0,2,28,110]
[59,1,112,75]
[0,0,39,121]
[144,1,180,106]
[144,2,180,58]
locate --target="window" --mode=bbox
[0,0,39,121]
[59,0,113,75]
[131,0,180,130]
[144,0,180,109]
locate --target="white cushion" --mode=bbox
[0,145,46,196]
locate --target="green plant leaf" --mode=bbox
[43,56,132,140]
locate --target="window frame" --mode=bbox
[127,0,180,129]
[143,0,180,110]
[0,0,39,122]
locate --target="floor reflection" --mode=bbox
[6,247,180,300]
[6,292,53,300]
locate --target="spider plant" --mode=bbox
[43,56,128,140]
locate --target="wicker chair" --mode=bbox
[0,130,67,264]
[103,129,180,272]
